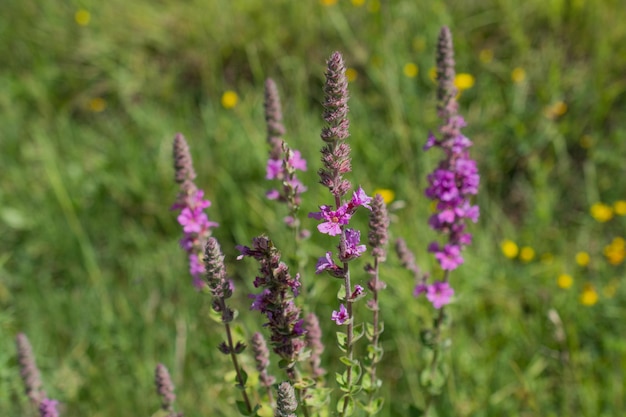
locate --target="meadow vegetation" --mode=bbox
[1,0,626,416]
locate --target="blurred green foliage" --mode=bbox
[1,0,625,416]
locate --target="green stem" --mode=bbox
[224,320,253,414]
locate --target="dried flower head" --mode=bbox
[16,333,46,407]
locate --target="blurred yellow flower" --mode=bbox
[580,283,598,306]
[519,246,535,262]
[579,135,593,149]
[346,68,358,82]
[501,240,519,259]
[557,273,573,289]
[221,91,239,109]
[351,0,366,5]
[454,73,475,91]
[321,0,338,5]
[604,237,625,266]
[428,66,437,82]
[88,97,106,113]
[373,188,395,204]
[543,101,568,119]
[511,67,526,84]
[479,49,493,64]
[75,9,91,26]
[614,200,626,216]
[403,63,419,78]
[590,202,613,222]
[575,251,590,267]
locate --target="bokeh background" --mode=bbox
[2,0,626,416]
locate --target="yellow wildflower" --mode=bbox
[221,91,238,109]
[428,66,437,83]
[604,238,625,266]
[88,97,106,113]
[614,200,626,216]
[346,68,358,82]
[519,246,535,262]
[75,9,91,26]
[454,73,475,91]
[575,251,590,267]
[373,189,395,205]
[501,240,519,259]
[543,101,568,119]
[590,202,613,222]
[351,0,365,5]
[511,67,526,84]
[479,49,493,64]
[403,63,419,78]
[580,283,598,306]
[320,0,338,5]
[557,273,573,289]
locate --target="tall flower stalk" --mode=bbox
[413,26,480,414]
[203,237,254,414]
[310,51,372,417]
[16,333,60,417]
[154,363,183,417]
[172,133,219,290]
[362,194,389,414]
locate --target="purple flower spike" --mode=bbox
[426,281,454,309]
[172,134,219,289]
[423,27,480,272]
[39,398,59,417]
[339,228,366,261]
[331,304,349,325]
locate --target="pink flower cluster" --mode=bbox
[174,189,219,289]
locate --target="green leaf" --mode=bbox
[335,372,346,386]
[236,369,248,388]
[339,355,358,367]
[236,400,252,416]
[337,394,355,416]
[352,323,365,344]
[293,376,315,390]
[365,322,375,339]
[336,331,347,349]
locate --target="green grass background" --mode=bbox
[2,0,626,415]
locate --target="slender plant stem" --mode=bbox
[423,271,450,415]
[368,257,381,401]
[224,321,253,414]
[336,194,355,416]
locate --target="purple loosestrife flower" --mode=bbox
[339,229,367,262]
[172,133,219,289]
[424,27,480,273]
[308,186,372,237]
[264,79,308,221]
[16,333,46,407]
[425,281,454,309]
[204,237,235,323]
[318,52,352,198]
[251,332,276,390]
[155,364,183,417]
[276,382,298,417]
[331,304,349,325]
[303,313,326,378]
[237,236,305,368]
[38,398,59,417]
